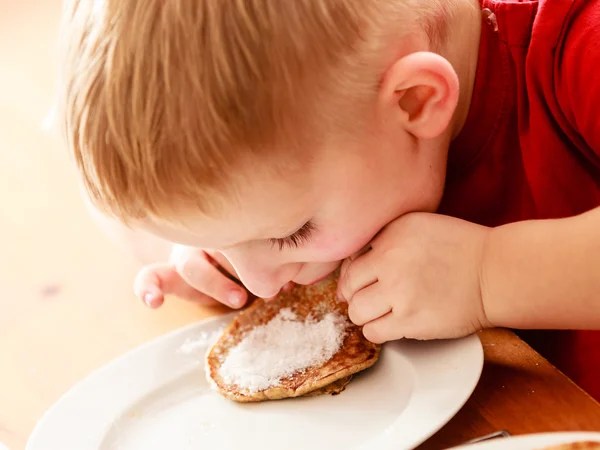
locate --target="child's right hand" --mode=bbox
[133,245,249,309]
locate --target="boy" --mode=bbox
[60,0,600,399]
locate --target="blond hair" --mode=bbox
[60,0,451,223]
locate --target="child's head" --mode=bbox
[61,0,467,297]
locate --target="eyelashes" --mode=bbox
[269,221,315,251]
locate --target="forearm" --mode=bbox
[482,207,600,330]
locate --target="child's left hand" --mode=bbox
[337,212,493,343]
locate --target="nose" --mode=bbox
[223,250,302,298]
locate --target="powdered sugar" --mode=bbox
[218,308,347,393]
[178,329,223,355]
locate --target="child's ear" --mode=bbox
[379,52,459,140]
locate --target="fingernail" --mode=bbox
[143,291,159,308]
[227,290,245,308]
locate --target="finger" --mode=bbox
[134,264,166,308]
[336,258,351,300]
[176,254,248,309]
[338,245,371,280]
[134,263,220,308]
[347,283,391,326]
[205,250,242,283]
[338,250,378,302]
[362,313,402,344]
[351,244,372,261]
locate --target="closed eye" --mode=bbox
[268,221,315,251]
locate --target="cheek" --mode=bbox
[309,227,376,262]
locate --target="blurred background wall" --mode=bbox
[0,3,215,448]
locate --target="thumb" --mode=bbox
[336,245,372,301]
[336,259,352,301]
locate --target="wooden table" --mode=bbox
[2,2,600,449]
[418,329,600,449]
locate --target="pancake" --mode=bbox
[206,275,380,402]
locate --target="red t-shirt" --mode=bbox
[441,0,600,399]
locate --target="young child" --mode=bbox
[59,0,600,399]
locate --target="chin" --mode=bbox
[292,261,341,286]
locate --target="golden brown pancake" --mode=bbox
[206,275,380,402]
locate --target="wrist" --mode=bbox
[477,226,496,329]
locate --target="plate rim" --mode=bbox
[454,432,600,449]
[390,332,484,449]
[26,313,237,449]
[27,313,483,450]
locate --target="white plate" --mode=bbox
[27,313,483,450]
[456,432,600,449]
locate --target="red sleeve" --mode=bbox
[556,0,600,156]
